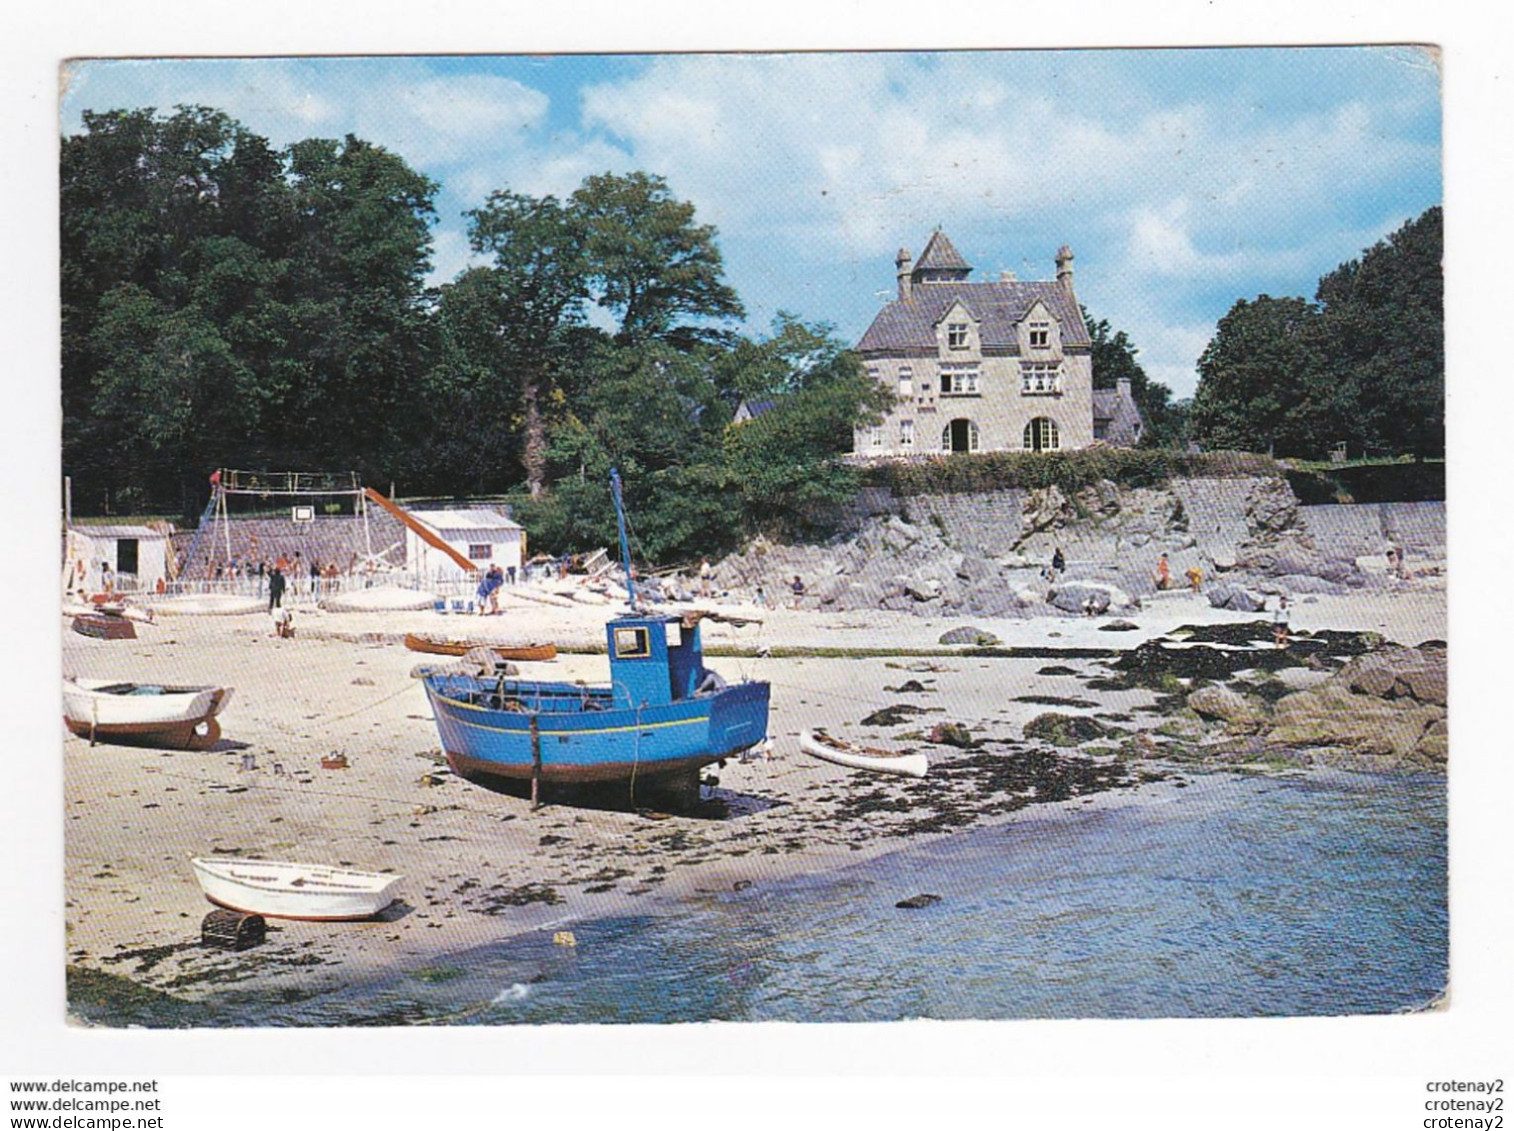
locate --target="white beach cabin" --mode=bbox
[403,507,524,584]
[64,523,173,594]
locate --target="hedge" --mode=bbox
[859,449,1282,496]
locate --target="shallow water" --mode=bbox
[146,770,1449,1026]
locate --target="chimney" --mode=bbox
[1055,244,1075,296]
[1000,269,1016,282]
[896,247,913,301]
[1117,376,1132,400]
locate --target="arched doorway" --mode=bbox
[941,418,979,453]
[1023,417,1059,452]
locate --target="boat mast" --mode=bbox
[610,468,636,610]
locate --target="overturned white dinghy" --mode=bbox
[190,857,402,921]
[801,729,929,779]
[320,585,439,612]
[147,593,265,616]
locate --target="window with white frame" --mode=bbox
[1021,362,1061,394]
[1028,321,1050,349]
[869,425,885,448]
[900,420,915,447]
[940,419,980,452]
[468,543,492,560]
[1023,417,1060,452]
[946,322,970,350]
[939,365,980,395]
[898,366,913,399]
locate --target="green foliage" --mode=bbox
[1083,308,1188,449]
[1190,208,1443,460]
[1189,295,1327,457]
[862,448,1279,496]
[62,107,438,519]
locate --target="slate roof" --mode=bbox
[734,398,779,421]
[914,229,971,274]
[857,281,1091,354]
[408,508,522,533]
[69,524,169,541]
[1092,386,1145,447]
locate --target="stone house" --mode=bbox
[854,230,1141,456]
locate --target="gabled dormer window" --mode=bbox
[947,323,970,350]
[1029,321,1050,349]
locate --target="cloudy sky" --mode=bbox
[60,48,1441,398]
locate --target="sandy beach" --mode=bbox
[60,577,1446,1012]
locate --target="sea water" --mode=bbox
[201,769,1447,1025]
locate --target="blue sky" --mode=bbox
[60,48,1441,398]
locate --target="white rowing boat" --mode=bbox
[800,729,929,779]
[63,678,233,748]
[190,857,403,921]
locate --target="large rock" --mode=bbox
[939,626,1000,646]
[1245,478,1300,536]
[955,553,995,583]
[1269,680,1447,763]
[1207,582,1267,612]
[1024,712,1108,747]
[1188,685,1265,731]
[1046,580,1132,615]
[1021,485,1070,535]
[1340,648,1447,707]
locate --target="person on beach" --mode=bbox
[699,558,713,598]
[1273,594,1291,649]
[476,568,495,615]
[1185,565,1204,593]
[755,585,767,609]
[272,606,295,638]
[254,559,265,597]
[790,575,806,608]
[1154,552,1171,590]
[267,565,286,612]
[1051,547,1066,581]
[487,563,505,613]
[506,564,516,586]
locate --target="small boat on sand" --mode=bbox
[71,612,136,640]
[404,633,557,662]
[190,857,402,921]
[801,729,929,778]
[63,678,232,748]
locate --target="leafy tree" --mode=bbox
[462,191,590,497]
[571,171,743,348]
[276,136,438,475]
[1083,309,1186,449]
[1189,296,1327,456]
[1314,207,1443,458]
[61,106,293,513]
[721,319,891,538]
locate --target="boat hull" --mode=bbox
[404,633,557,662]
[63,680,232,749]
[423,675,769,785]
[190,858,401,921]
[801,730,929,778]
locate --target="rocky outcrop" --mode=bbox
[1266,645,1447,767]
[711,476,1442,619]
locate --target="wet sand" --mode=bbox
[60,579,1445,1010]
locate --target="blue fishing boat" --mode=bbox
[417,471,771,802]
